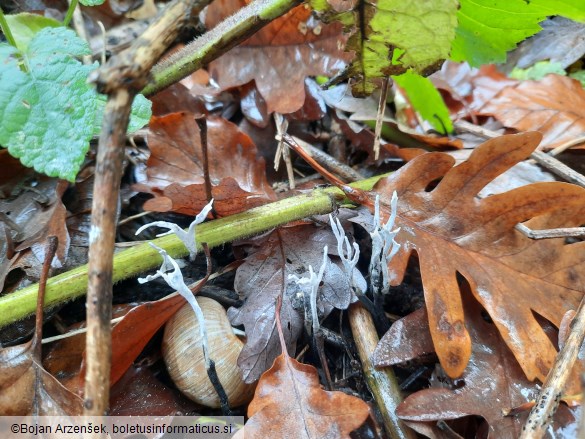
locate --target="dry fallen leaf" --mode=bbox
[373,294,579,438]
[0,341,83,415]
[372,131,585,381]
[134,112,275,216]
[478,74,585,150]
[229,225,356,383]
[205,0,350,114]
[236,352,370,439]
[234,291,369,439]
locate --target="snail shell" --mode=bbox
[162,297,255,408]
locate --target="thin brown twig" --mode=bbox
[195,116,215,215]
[84,0,198,415]
[454,120,585,189]
[283,135,364,182]
[373,76,391,160]
[516,223,585,240]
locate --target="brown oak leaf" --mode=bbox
[373,295,579,438]
[372,131,585,381]
[234,347,369,438]
[205,0,350,114]
[478,74,585,150]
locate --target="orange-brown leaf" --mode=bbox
[0,342,83,415]
[479,74,585,150]
[374,296,579,438]
[235,352,369,438]
[205,0,350,114]
[134,113,275,216]
[374,132,585,380]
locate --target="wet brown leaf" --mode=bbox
[205,0,350,114]
[134,112,276,216]
[373,132,585,381]
[478,74,585,150]
[110,365,199,416]
[0,171,70,290]
[374,297,579,438]
[235,350,369,438]
[229,225,356,383]
[0,341,83,415]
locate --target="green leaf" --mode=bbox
[0,27,97,181]
[569,71,585,88]
[0,25,151,181]
[4,13,61,52]
[510,61,566,81]
[451,0,585,66]
[79,0,106,6]
[311,0,458,96]
[393,70,453,134]
[93,93,152,136]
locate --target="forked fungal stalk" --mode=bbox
[369,192,400,295]
[288,246,328,335]
[135,199,214,260]
[138,244,211,368]
[330,214,361,293]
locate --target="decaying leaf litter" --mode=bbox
[1,0,585,437]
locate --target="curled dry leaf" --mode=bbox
[0,342,83,415]
[478,74,585,150]
[205,0,350,114]
[134,113,275,216]
[234,350,369,439]
[372,131,585,381]
[373,296,579,438]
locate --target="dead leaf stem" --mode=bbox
[0,174,389,330]
[348,303,417,439]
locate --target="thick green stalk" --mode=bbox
[142,0,301,96]
[0,174,388,329]
[63,0,78,27]
[0,6,18,48]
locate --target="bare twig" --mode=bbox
[519,299,585,438]
[84,0,198,415]
[454,120,585,189]
[373,76,391,160]
[195,116,214,210]
[32,237,58,358]
[282,135,364,182]
[548,136,585,156]
[348,303,416,439]
[516,223,585,240]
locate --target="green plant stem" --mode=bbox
[63,0,78,27]
[0,6,18,48]
[0,174,389,329]
[142,0,302,97]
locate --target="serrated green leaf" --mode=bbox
[311,0,458,96]
[0,27,97,181]
[93,93,152,136]
[510,61,566,81]
[451,0,585,66]
[5,13,61,52]
[79,0,105,6]
[393,70,453,134]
